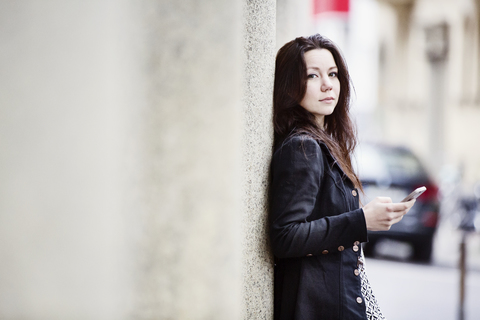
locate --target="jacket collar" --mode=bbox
[317,141,352,183]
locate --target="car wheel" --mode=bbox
[413,236,434,263]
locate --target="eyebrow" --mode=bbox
[307,66,338,71]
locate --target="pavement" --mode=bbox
[366,258,480,320]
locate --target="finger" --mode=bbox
[391,214,404,225]
[406,199,416,208]
[388,210,407,220]
[390,202,411,212]
[396,199,415,208]
[376,197,392,203]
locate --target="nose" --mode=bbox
[321,77,333,92]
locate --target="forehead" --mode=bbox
[304,49,337,68]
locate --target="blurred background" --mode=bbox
[1,0,480,319]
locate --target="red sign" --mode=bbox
[313,0,349,14]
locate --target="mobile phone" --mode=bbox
[401,186,427,202]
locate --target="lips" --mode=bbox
[320,97,335,102]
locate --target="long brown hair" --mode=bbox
[273,34,362,190]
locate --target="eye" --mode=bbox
[307,74,318,79]
[329,72,338,78]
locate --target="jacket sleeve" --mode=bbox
[270,136,367,259]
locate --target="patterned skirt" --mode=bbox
[358,250,386,320]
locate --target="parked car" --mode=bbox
[355,143,440,262]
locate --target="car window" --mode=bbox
[354,144,389,181]
[383,149,425,181]
[355,144,426,182]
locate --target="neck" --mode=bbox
[315,115,325,129]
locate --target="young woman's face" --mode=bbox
[299,49,340,127]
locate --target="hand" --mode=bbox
[362,197,416,231]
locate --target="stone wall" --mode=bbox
[132,0,245,318]
[241,0,276,318]
[0,0,276,319]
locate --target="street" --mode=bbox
[365,258,480,320]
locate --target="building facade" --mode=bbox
[375,0,480,187]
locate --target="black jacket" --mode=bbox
[270,134,368,320]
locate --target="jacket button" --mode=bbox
[306,253,313,257]
[338,246,344,252]
[354,269,360,276]
[356,297,363,304]
[353,245,359,252]
[352,189,357,197]
[322,250,329,254]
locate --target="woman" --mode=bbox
[270,34,416,320]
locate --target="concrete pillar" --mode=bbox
[0,1,139,318]
[241,0,276,318]
[0,0,247,319]
[134,0,244,319]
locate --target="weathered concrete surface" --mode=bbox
[0,0,244,319]
[133,0,243,319]
[241,0,276,319]
[0,0,280,319]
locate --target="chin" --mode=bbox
[324,107,336,116]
